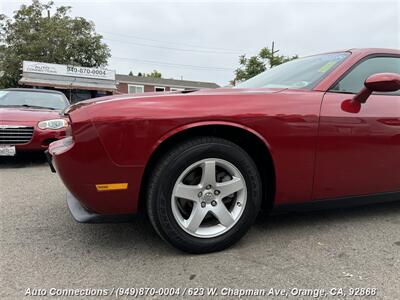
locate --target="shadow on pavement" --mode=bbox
[255,200,400,229]
[65,199,400,255]
[0,151,47,169]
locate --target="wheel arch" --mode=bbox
[139,121,276,212]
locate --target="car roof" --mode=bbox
[347,48,400,55]
[310,48,399,56]
[3,88,66,96]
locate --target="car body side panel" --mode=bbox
[84,90,323,206]
[50,48,400,216]
[314,92,400,199]
[313,49,400,199]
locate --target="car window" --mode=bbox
[331,56,400,95]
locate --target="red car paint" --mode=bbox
[49,48,400,215]
[0,107,66,150]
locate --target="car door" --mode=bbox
[313,55,400,200]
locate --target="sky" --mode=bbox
[1,0,399,86]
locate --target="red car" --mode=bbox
[48,48,400,253]
[0,88,70,156]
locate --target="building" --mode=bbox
[19,61,117,103]
[18,61,220,103]
[116,74,219,94]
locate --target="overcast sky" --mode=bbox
[2,0,399,86]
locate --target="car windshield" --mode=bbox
[0,90,68,110]
[235,52,350,89]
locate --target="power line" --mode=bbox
[100,31,253,54]
[103,37,240,55]
[111,56,235,72]
[101,31,246,53]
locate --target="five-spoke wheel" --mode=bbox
[146,136,262,253]
[172,158,247,238]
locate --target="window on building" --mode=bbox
[155,86,165,92]
[170,87,184,91]
[128,84,144,93]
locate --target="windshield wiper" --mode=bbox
[20,104,57,110]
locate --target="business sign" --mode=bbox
[23,61,115,81]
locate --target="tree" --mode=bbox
[233,45,298,84]
[0,0,110,88]
[146,70,162,78]
[0,14,7,79]
[129,70,161,78]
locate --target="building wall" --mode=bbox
[117,82,129,93]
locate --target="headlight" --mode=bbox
[38,119,68,130]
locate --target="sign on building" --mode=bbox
[23,61,115,81]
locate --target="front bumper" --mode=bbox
[45,150,56,173]
[47,154,136,223]
[66,191,135,223]
[0,123,66,151]
[16,128,66,151]
[48,135,144,216]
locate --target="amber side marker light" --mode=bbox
[96,183,128,191]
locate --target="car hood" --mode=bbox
[64,87,287,114]
[0,107,61,122]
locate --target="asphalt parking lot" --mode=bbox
[1,153,399,299]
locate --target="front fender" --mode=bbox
[149,120,274,160]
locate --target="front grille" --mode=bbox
[0,126,34,145]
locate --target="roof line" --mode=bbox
[115,74,220,88]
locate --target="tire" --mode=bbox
[146,136,262,253]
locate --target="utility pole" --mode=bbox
[270,41,279,67]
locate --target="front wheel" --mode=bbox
[146,136,262,253]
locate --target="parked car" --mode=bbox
[48,48,400,253]
[0,88,70,156]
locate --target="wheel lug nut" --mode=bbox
[237,202,242,207]
[211,200,217,206]
[201,202,206,208]
[198,192,203,197]
[214,190,220,195]
[206,185,212,189]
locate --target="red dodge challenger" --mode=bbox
[48,48,400,253]
[0,88,70,156]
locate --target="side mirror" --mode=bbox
[341,73,400,113]
[364,72,400,93]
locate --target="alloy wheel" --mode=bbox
[171,158,247,238]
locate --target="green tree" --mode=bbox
[234,46,298,84]
[0,14,7,79]
[146,70,162,78]
[128,70,134,76]
[0,0,110,88]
